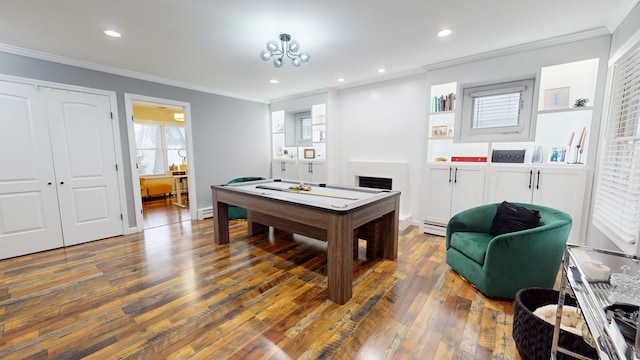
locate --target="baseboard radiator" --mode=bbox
[197,207,213,220]
[422,221,446,237]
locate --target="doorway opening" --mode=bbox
[125,94,196,231]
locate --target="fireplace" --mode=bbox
[358,176,392,190]
[346,161,410,229]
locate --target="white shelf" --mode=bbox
[537,106,593,115]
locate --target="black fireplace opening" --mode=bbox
[358,176,392,190]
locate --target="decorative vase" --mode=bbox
[532,145,543,163]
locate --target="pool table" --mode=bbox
[211,179,400,304]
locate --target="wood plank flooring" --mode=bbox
[142,196,190,229]
[0,213,520,359]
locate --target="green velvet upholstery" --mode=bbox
[445,203,572,299]
[227,177,266,219]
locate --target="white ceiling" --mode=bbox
[0,0,635,103]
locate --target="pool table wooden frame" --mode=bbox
[211,179,400,304]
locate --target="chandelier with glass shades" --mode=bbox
[260,33,310,68]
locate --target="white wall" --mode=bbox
[334,75,428,225]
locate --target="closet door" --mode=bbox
[45,88,123,246]
[0,81,64,259]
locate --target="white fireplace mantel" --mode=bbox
[346,160,410,229]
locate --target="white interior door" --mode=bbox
[45,88,122,246]
[0,81,64,259]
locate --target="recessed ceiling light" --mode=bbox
[338,78,345,82]
[270,79,279,84]
[438,29,452,37]
[104,30,121,38]
[378,69,385,73]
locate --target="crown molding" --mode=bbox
[422,27,612,72]
[0,42,269,104]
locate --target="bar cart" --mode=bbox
[552,244,640,359]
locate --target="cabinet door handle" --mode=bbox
[60,181,64,185]
[281,162,285,171]
[448,167,452,183]
[48,182,52,185]
[536,170,541,190]
[310,163,313,173]
[454,167,458,183]
[528,170,533,189]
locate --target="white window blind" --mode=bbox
[593,41,640,245]
[471,87,524,129]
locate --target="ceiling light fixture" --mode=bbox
[270,79,279,84]
[378,69,385,73]
[104,30,121,38]
[260,33,310,68]
[438,29,452,37]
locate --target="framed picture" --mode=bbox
[431,125,449,138]
[303,148,315,159]
[544,87,570,110]
[548,146,568,163]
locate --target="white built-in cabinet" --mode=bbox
[422,58,601,243]
[297,161,326,183]
[271,160,298,180]
[422,164,485,235]
[485,165,587,243]
[0,78,123,260]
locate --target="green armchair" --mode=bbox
[227,177,266,219]
[445,203,572,299]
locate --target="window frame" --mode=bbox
[592,40,640,251]
[455,78,536,143]
[295,111,312,145]
[134,120,186,176]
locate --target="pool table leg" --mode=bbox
[212,193,229,245]
[327,213,353,305]
[247,214,269,236]
[380,196,400,260]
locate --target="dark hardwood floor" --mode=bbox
[143,195,190,229]
[0,204,520,359]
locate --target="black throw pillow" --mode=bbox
[490,201,541,236]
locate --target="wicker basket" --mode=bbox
[512,288,598,360]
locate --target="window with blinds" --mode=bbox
[472,88,524,129]
[457,78,535,142]
[593,41,640,246]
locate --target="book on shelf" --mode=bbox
[431,93,456,112]
[451,156,487,162]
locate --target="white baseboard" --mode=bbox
[197,206,213,220]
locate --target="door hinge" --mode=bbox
[115,164,118,171]
[131,115,134,122]
[110,112,113,119]
[120,214,123,220]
